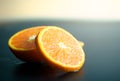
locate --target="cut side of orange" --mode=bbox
[8,26,46,62]
[8,26,84,63]
[8,26,85,72]
[35,26,85,72]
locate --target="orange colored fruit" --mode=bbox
[8,26,46,62]
[8,26,84,63]
[35,26,85,72]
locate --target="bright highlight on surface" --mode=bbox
[28,35,36,41]
[59,42,67,49]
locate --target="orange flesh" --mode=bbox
[11,27,43,49]
[41,28,83,66]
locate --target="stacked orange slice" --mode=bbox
[8,26,85,72]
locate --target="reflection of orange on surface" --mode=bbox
[8,26,85,72]
[36,27,85,72]
[8,26,45,62]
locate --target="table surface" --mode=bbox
[0,20,120,81]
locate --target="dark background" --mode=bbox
[0,20,120,81]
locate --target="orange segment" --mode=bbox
[8,26,46,62]
[36,26,85,72]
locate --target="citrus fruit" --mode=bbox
[8,26,45,62]
[8,26,85,66]
[35,26,85,72]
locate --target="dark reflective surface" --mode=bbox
[0,20,120,81]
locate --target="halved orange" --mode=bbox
[35,26,85,72]
[8,26,46,62]
[8,26,85,66]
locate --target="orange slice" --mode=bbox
[8,26,84,64]
[35,26,85,72]
[8,26,45,62]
